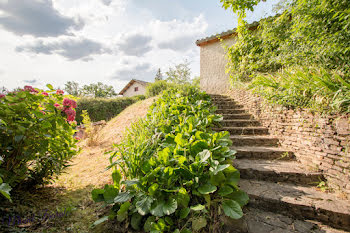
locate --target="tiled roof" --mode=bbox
[196,21,260,46]
[119,79,149,95]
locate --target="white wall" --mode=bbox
[199,37,236,94]
[123,82,147,97]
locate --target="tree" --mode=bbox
[65,81,80,96]
[166,62,192,84]
[82,82,117,98]
[155,68,163,81]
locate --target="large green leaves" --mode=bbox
[222,200,243,219]
[198,183,217,195]
[136,195,154,215]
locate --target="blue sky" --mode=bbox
[0,0,279,92]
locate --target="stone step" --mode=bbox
[220,119,261,127]
[213,103,244,109]
[216,108,247,114]
[234,159,323,186]
[239,179,350,231]
[222,207,348,233]
[221,113,254,120]
[216,127,269,135]
[230,135,279,147]
[232,146,295,160]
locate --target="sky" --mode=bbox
[0,0,280,92]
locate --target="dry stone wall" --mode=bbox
[226,88,350,197]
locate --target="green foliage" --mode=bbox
[92,87,248,232]
[0,85,79,190]
[75,95,145,123]
[82,82,117,98]
[65,81,81,96]
[166,62,192,84]
[64,81,117,98]
[223,0,350,113]
[249,67,350,112]
[145,80,176,98]
[220,0,262,16]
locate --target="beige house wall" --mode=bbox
[123,82,147,97]
[199,37,236,94]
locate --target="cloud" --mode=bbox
[151,15,208,52]
[101,0,113,6]
[110,62,156,81]
[0,0,84,37]
[23,79,39,85]
[118,33,152,56]
[158,35,197,51]
[16,37,111,61]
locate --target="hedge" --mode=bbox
[76,95,145,123]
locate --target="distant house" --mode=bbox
[119,79,149,97]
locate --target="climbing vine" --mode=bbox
[220,0,350,113]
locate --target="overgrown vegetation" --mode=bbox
[75,95,145,123]
[92,87,248,232]
[146,81,176,97]
[0,85,79,200]
[221,0,350,113]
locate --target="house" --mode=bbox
[119,79,149,97]
[196,22,258,94]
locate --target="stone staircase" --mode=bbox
[210,94,350,233]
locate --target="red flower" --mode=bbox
[24,86,38,93]
[56,89,64,95]
[64,107,76,122]
[42,92,49,96]
[63,98,77,109]
[0,94,5,98]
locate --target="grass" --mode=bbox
[0,97,156,233]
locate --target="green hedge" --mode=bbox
[76,95,145,123]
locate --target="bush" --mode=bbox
[223,0,350,113]
[0,85,79,191]
[249,67,350,113]
[92,87,248,232]
[145,80,175,97]
[75,95,145,123]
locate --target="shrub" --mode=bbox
[0,85,79,190]
[145,80,175,97]
[92,87,248,232]
[223,0,350,113]
[249,67,350,113]
[75,95,145,123]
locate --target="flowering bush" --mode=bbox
[0,84,79,193]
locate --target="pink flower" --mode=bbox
[63,98,77,109]
[24,85,38,93]
[74,136,81,140]
[42,92,49,96]
[64,107,76,122]
[40,110,46,115]
[0,94,5,98]
[54,103,60,108]
[56,89,64,95]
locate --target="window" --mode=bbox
[134,87,139,92]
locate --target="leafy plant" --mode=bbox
[146,80,176,97]
[75,95,145,123]
[0,85,79,189]
[92,87,248,232]
[221,0,350,113]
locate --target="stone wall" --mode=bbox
[199,37,236,94]
[226,88,350,197]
